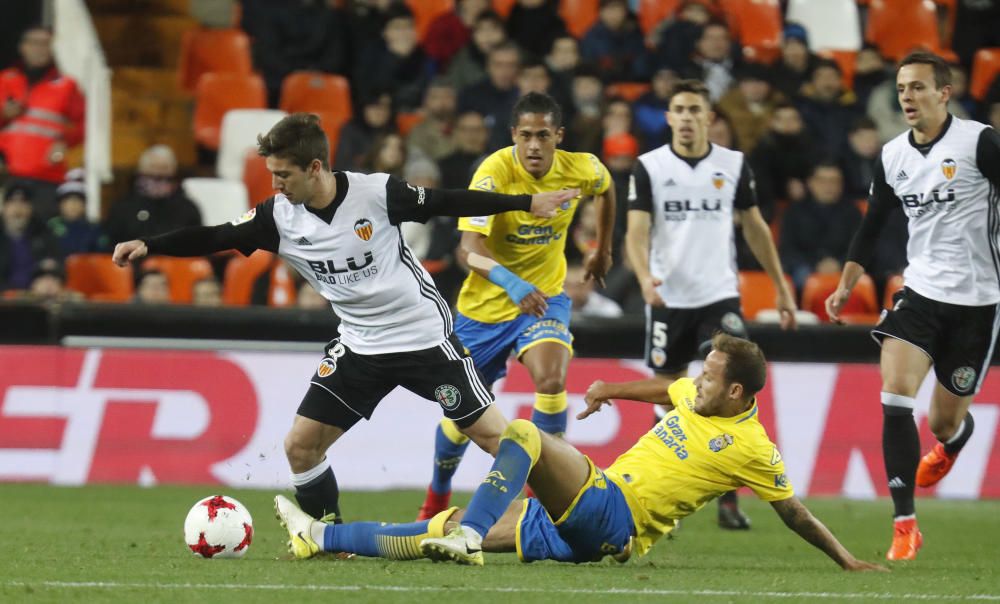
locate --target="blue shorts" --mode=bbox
[515,457,634,563]
[454,293,573,384]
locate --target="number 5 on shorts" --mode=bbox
[651,321,667,348]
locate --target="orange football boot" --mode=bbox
[916,443,959,488]
[886,517,923,561]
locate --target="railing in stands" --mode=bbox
[51,0,112,220]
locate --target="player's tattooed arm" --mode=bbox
[579,378,675,419]
[770,497,887,572]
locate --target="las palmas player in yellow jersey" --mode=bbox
[274,333,886,571]
[415,91,616,519]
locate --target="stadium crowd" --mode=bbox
[2,0,1000,318]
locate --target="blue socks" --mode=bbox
[430,419,471,495]
[531,391,567,436]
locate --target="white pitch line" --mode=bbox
[3,581,999,601]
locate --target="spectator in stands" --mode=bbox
[795,59,859,161]
[770,22,818,100]
[333,90,395,172]
[580,0,650,83]
[708,110,738,150]
[447,11,507,91]
[717,62,783,155]
[0,26,85,221]
[545,36,580,114]
[779,162,862,292]
[438,110,489,189]
[47,170,107,256]
[241,0,350,107]
[423,0,490,68]
[505,0,566,60]
[347,0,397,67]
[601,132,638,261]
[517,59,554,97]
[947,63,975,119]
[952,0,1000,68]
[852,44,890,108]
[867,64,907,144]
[750,103,816,209]
[0,182,59,290]
[362,132,406,178]
[105,145,201,245]
[133,269,170,305]
[458,42,522,151]
[192,275,222,307]
[652,0,712,75]
[678,20,738,103]
[840,117,881,202]
[988,100,1000,130]
[25,259,81,303]
[408,79,458,161]
[564,260,623,318]
[355,6,432,113]
[565,65,604,153]
[297,281,327,310]
[633,68,677,151]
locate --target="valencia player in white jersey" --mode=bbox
[626,79,798,530]
[111,113,577,542]
[828,52,1000,561]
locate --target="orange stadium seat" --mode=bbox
[65,254,134,302]
[606,82,651,101]
[279,72,353,125]
[396,112,425,137]
[309,110,345,164]
[725,0,782,64]
[268,261,298,307]
[560,0,600,39]
[971,48,1000,101]
[865,0,942,62]
[178,28,252,93]
[801,272,878,322]
[884,274,905,310]
[739,270,794,320]
[193,72,267,150]
[243,151,275,204]
[222,250,275,306]
[141,256,214,304]
[819,49,858,90]
[406,0,454,41]
[638,0,681,36]
[492,0,516,18]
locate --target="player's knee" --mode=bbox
[284,432,323,470]
[501,419,542,463]
[881,377,921,398]
[534,375,566,395]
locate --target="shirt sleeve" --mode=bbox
[733,160,759,210]
[459,155,505,235]
[732,442,795,502]
[976,127,1000,188]
[143,198,279,257]
[627,159,654,213]
[385,175,531,226]
[845,156,901,268]
[586,153,613,196]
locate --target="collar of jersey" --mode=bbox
[668,142,713,169]
[712,398,758,424]
[511,145,559,182]
[305,171,349,223]
[908,113,953,154]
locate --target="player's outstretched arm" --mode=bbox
[583,187,616,287]
[579,378,673,419]
[825,261,867,324]
[111,224,261,267]
[738,206,797,330]
[770,497,887,572]
[625,209,665,307]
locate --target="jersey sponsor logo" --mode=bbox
[468,216,489,227]
[661,198,724,221]
[941,158,957,180]
[231,207,256,226]
[317,359,336,378]
[405,183,427,205]
[650,347,666,367]
[664,178,677,187]
[711,171,726,190]
[895,169,909,182]
[774,473,789,488]
[899,188,957,217]
[505,224,563,245]
[952,366,976,393]
[474,176,495,191]
[708,432,734,452]
[652,415,689,459]
[434,384,462,410]
[354,218,374,241]
[770,446,782,465]
[294,236,313,246]
[307,253,379,284]
[720,312,746,336]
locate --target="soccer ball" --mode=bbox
[183,495,254,559]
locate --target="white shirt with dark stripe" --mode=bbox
[240,171,453,355]
[876,116,1000,306]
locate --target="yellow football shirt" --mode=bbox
[456,146,612,323]
[605,378,793,556]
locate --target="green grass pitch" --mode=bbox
[1,484,999,603]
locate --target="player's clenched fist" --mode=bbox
[112,240,148,266]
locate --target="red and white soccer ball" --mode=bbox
[183,495,254,559]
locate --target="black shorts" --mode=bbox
[644,297,747,374]
[872,287,1000,396]
[297,332,494,431]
